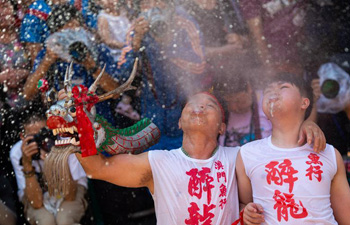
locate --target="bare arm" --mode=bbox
[82,54,120,92]
[23,49,57,100]
[98,17,125,49]
[307,79,321,123]
[246,16,270,65]
[21,136,43,209]
[236,151,253,204]
[236,151,265,224]
[205,33,248,60]
[25,43,43,67]
[75,152,154,193]
[330,149,350,225]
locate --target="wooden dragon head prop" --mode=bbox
[41,58,160,157]
[40,59,160,196]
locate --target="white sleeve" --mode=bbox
[68,154,88,189]
[9,141,25,201]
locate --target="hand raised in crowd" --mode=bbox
[226,33,249,50]
[243,202,265,225]
[132,17,150,51]
[21,136,39,166]
[311,78,321,102]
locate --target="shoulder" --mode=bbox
[220,146,240,157]
[241,138,266,151]
[148,149,180,160]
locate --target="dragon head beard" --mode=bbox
[43,59,161,197]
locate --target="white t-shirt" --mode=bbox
[240,136,338,224]
[98,11,131,61]
[10,141,87,202]
[149,146,239,225]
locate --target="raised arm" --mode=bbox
[330,149,350,225]
[246,16,270,66]
[98,16,125,49]
[23,48,58,100]
[80,53,120,93]
[75,152,154,193]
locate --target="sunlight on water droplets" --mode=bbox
[270,102,274,118]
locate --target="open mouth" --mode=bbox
[52,126,80,146]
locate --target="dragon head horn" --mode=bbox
[88,64,106,93]
[64,61,74,93]
[97,58,138,102]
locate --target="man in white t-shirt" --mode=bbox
[75,91,326,225]
[236,73,350,224]
[10,113,87,225]
[76,92,241,224]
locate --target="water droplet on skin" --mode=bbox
[270,102,274,118]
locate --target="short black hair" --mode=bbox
[18,102,47,133]
[265,73,314,119]
[47,3,84,33]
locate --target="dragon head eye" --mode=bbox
[68,106,77,117]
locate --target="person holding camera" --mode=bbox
[23,3,121,125]
[117,0,208,150]
[20,0,100,67]
[10,112,88,225]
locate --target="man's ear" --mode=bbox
[218,123,226,135]
[301,97,310,110]
[178,118,182,130]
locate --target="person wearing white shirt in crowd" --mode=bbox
[10,112,87,225]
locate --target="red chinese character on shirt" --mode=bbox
[265,159,299,193]
[219,183,227,198]
[185,202,216,225]
[215,160,224,170]
[273,190,308,222]
[306,153,323,182]
[219,198,227,210]
[187,167,215,204]
[217,171,226,183]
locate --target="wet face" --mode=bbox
[262,81,309,119]
[179,93,225,135]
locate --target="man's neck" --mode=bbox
[182,133,218,159]
[270,118,303,148]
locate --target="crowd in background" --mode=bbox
[0,0,349,224]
